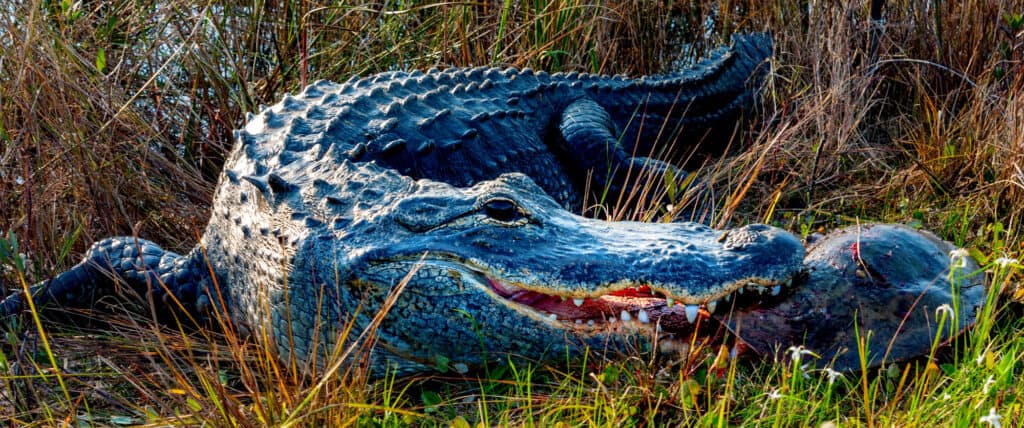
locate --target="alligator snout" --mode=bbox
[549,218,805,304]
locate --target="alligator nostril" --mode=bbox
[722,227,770,251]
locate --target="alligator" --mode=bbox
[0,33,985,377]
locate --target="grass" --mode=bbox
[2,0,1024,425]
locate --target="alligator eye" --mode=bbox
[481,198,523,223]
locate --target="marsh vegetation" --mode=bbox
[1,0,1023,425]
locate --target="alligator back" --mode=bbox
[231,33,772,209]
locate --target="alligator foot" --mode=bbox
[0,237,218,324]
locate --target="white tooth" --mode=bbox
[771,285,781,296]
[548,313,557,320]
[575,319,582,325]
[724,293,731,302]
[609,316,617,323]
[737,286,745,295]
[665,297,674,307]
[573,298,585,307]
[637,309,650,324]
[685,305,699,323]
[706,300,717,314]
[587,320,595,327]
[620,310,632,322]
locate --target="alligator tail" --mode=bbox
[608,32,775,160]
[0,237,219,323]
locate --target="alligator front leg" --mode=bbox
[558,98,688,203]
[0,238,218,323]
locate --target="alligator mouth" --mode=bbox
[367,256,798,341]
[486,275,796,333]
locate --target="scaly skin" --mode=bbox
[0,33,985,376]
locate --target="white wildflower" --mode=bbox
[822,367,844,385]
[994,256,1019,269]
[935,303,954,319]
[786,345,817,365]
[949,248,970,268]
[983,375,996,394]
[980,407,1002,428]
[801,363,812,379]
[767,388,783,401]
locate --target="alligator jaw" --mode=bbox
[372,256,797,335]
[483,269,797,334]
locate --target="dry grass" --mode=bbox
[2,0,1024,425]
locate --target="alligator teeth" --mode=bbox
[548,313,557,320]
[706,299,717,314]
[575,319,582,325]
[619,310,632,322]
[665,297,674,307]
[572,298,585,307]
[609,316,617,323]
[587,320,595,327]
[684,305,699,323]
[637,309,650,324]
[737,286,745,295]
[723,293,731,302]
[771,285,781,296]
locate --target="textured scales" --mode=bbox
[0,33,985,376]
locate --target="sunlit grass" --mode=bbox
[2,0,1024,425]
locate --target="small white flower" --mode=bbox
[786,345,817,365]
[767,388,783,401]
[800,363,812,379]
[822,367,844,385]
[15,176,24,185]
[980,407,1002,428]
[949,248,970,268]
[983,375,996,394]
[935,304,954,319]
[942,393,951,400]
[994,256,1019,269]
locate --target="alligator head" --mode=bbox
[280,166,805,376]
